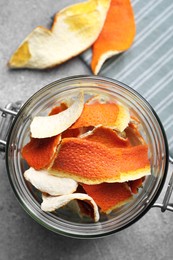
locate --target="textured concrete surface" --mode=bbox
[0,1,173,259]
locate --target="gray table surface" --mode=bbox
[0,1,173,259]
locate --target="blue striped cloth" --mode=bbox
[81,0,173,157]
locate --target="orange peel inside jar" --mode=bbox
[48,103,68,116]
[22,93,151,220]
[41,193,100,222]
[71,102,130,132]
[81,126,130,148]
[30,92,84,138]
[24,167,78,196]
[50,138,151,184]
[21,135,61,170]
[82,182,133,214]
[48,102,81,138]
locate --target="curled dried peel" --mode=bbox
[81,126,130,148]
[49,103,81,138]
[91,0,136,74]
[71,102,130,132]
[125,122,145,146]
[125,123,146,193]
[82,182,133,214]
[24,167,78,196]
[48,103,68,116]
[51,138,151,184]
[8,0,111,69]
[30,92,84,138]
[21,134,61,170]
[41,193,99,222]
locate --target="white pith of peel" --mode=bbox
[41,193,100,222]
[24,167,78,196]
[9,0,111,69]
[30,92,84,138]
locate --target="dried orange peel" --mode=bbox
[49,103,81,138]
[80,126,130,148]
[126,122,145,146]
[24,167,78,196]
[82,182,133,214]
[91,0,136,74]
[8,0,111,69]
[21,93,151,221]
[123,122,146,194]
[21,134,61,170]
[41,193,99,222]
[71,102,130,132]
[51,138,150,184]
[30,92,84,138]
[48,103,68,116]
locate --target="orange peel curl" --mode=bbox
[21,134,61,170]
[80,126,130,148]
[41,193,100,222]
[48,103,68,116]
[91,0,136,74]
[125,122,145,146]
[24,167,78,196]
[8,0,111,69]
[51,138,151,184]
[82,182,133,214]
[30,92,84,138]
[71,102,130,132]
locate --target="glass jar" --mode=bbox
[0,75,172,238]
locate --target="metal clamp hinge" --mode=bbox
[0,101,23,155]
[153,157,173,212]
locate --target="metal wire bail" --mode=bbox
[153,157,173,212]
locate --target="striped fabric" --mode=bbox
[81,0,173,157]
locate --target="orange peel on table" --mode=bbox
[24,167,78,196]
[50,138,151,184]
[91,0,136,74]
[30,92,84,138]
[41,193,100,222]
[8,0,111,69]
[82,182,133,214]
[71,102,130,132]
[21,134,61,170]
